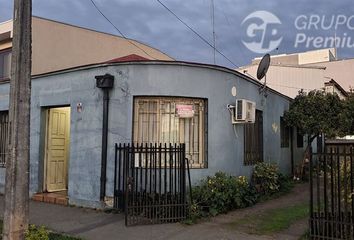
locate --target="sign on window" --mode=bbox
[176,104,195,118]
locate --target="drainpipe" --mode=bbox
[95,73,114,201]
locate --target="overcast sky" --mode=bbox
[1,0,354,68]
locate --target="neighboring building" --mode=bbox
[0,16,173,81]
[239,63,328,99]
[239,48,353,98]
[324,79,349,100]
[306,58,354,93]
[251,48,337,66]
[0,57,304,208]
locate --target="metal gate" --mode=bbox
[114,143,191,226]
[310,146,354,239]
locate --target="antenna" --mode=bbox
[257,53,271,97]
[211,0,216,64]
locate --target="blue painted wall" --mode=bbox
[0,62,305,207]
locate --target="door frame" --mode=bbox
[42,106,71,193]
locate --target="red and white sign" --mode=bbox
[176,104,195,118]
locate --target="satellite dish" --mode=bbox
[257,53,270,80]
[257,54,270,97]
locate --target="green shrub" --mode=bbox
[192,172,257,217]
[278,173,294,193]
[252,162,280,195]
[187,165,295,223]
[25,225,49,240]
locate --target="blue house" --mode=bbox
[0,56,305,208]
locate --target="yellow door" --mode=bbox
[46,107,70,192]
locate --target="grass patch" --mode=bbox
[0,221,81,240]
[229,203,309,235]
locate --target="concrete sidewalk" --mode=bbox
[0,184,309,240]
[0,196,268,240]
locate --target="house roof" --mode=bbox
[30,57,293,102]
[105,54,150,63]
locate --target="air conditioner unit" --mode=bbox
[233,99,256,123]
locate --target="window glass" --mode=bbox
[133,97,207,168]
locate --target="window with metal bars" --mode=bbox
[280,117,290,148]
[0,111,9,167]
[133,97,207,168]
[0,49,11,81]
[244,110,263,165]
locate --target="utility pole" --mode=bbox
[3,0,32,239]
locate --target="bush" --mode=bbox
[192,172,257,217]
[252,162,280,195]
[25,225,49,240]
[278,173,294,193]
[188,164,295,222]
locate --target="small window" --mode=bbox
[296,129,304,148]
[0,111,9,167]
[133,97,207,168]
[244,110,263,165]
[317,134,323,153]
[0,49,12,81]
[280,117,290,148]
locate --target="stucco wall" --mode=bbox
[0,17,173,77]
[0,62,304,207]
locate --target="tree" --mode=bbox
[340,93,354,135]
[283,90,344,148]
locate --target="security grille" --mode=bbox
[133,97,207,168]
[244,110,263,165]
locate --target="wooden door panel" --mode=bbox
[46,107,70,192]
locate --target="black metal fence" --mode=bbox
[0,111,9,167]
[114,143,191,226]
[310,146,354,239]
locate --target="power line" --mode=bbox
[156,0,240,68]
[216,4,249,64]
[88,0,158,60]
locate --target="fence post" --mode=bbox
[113,143,118,208]
[185,157,193,204]
[309,145,314,238]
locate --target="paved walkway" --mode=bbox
[0,183,309,240]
